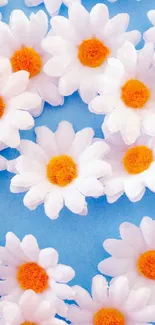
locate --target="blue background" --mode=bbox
[0,0,155,296]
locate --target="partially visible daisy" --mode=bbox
[0,232,75,316]
[67,274,155,324]
[0,10,63,106]
[25,0,81,17]
[144,10,155,43]
[101,130,155,203]
[8,121,111,219]
[0,0,7,7]
[0,290,67,325]
[0,58,41,150]
[89,41,155,144]
[99,216,155,298]
[42,3,140,104]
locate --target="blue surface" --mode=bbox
[0,0,155,295]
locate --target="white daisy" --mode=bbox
[101,130,155,203]
[0,10,63,106]
[0,0,7,7]
[0,58,41,149]
[99,217,155,299]
[144,10,155,43]
[42,3,140,104]
[0,232,75,317]
[25,0,81,17]
[89,41,155,144]
[8,121,111,219]
[67,274,155,324]
[0,290,67,325]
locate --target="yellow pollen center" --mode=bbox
[121,79,150,109]
[11,47,42,78]
[137,250,155,280]
[17,262,49,293]
[78,38,110,68]
[0,96,5,118]
[93,308,125,325]
[123,145,153,174]
[47,155,77,186]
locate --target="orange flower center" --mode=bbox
[121,79,150,109]
[137,250,155,280]
[47,155,77,187]
[11,47,42,78]
[21,322,36,325]
[123,145,153,174]
[0,97,5,118]
[17,262,49,293]
[94,308,125,325]
[78,38,110,68]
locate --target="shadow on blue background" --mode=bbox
[0,0,155,295]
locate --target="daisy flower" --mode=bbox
[0,58,41,149]
[42,3,140,104]
[99,217,155,298]
[89,41,155,144]
[67,274,155,324]
[25,0,81,17]
[101,130,155,203]
[144,10,155,43]
[0,0,7,7]
[0,232,75,316]
[8,121,111,219]
[0,10,63,106]
[0,290,67,325]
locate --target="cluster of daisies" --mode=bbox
[1,216,155,325]
[0,2,155,219]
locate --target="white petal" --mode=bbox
[6,232,26,261]
[44,0,62,16]
[68,3,90,39]
[19,290,39,319]
[92,275,108,305]
[124,287,152,311]
[120,222,145,251]
[71,128,94,156]
[124,179,145,202]
[51,16,78,42]
[3,303,23,324]
[103,13,129,39]
[98,257,134,277]
[23,182,52,210]
[44,191,64,219]
[2,71,29,98]
[55,121,75,153]
[0,156,7,170]
[144,26,155,43]
[8,92,42,112]
[29,10,48,45]
[10,111,34,130]
[109,276,129,305]
[35,126,58,157]
[9,10,30,46]
[64,188,86,214]
[142,113,155,136]
[80,141,109,163]
[80,160,111,178]
[89,95,113,115]
[103,178,124,197]
[39,248,58,268]
[148,10,155,25]
[76,178,103,197]
[0,127,20,149]
[48,264,75,283]
[59,68,80,96]
[71,285,94,310]
[117,41,137,74]
[90,4,109,35]
[19,140,48,164]
[132,305,155,322]
[52,283,74,300]
[67,305,92,323]
[21,235,40,261]
[11,173,45,188]
[38,77,63,106]
[140,216,155,248]
[34,300,52,322]
[103,239,136,258]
